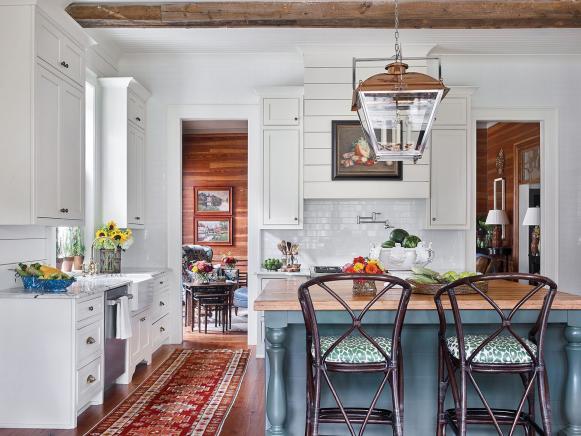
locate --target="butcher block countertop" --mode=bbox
[254,278,581,311]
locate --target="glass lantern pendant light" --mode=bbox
[351,0,449,162]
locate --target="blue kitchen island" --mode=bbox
[255,278,581,435]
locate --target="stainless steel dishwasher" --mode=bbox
[104,285,131,390]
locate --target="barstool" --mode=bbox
[434,273,557,435]
[298,273,412,436]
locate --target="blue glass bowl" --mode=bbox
[21,276,43,290]
[39,278,75,292]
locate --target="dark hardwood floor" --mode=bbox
[0,328,263,436]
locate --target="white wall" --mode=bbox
[116,52,303,269]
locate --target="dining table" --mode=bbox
[183,279,238,330]
[255,278,581,435]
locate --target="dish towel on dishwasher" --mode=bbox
[116,296,132,339]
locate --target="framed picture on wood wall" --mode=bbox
[194,217,233,245]
[331,120,403,180]
[194,187,233,215]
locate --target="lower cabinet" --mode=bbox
[152,314,170,349]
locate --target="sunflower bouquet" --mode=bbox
[94,220,134,251]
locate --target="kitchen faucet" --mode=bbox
[356,212,393,229]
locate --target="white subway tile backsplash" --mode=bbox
[262,199,466,271]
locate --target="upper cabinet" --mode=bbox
[0,4,89,225]
[100,78,150,229]
[426,88,475,230]
[258,88,304,229]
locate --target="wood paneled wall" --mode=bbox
[477,123,540,268]
[476,128,488,217]
[182,133,248,266]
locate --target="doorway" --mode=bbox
[475,122,541,274]
[181,120,249,340]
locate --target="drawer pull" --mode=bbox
[160,281,164,285]
[86,336,96,345]
[60,208,69,213]
[86,374,96,384]
[159,301,165,306]
[140,317,146,322]
[160,326,165,333]
[60,61,69,69]
[135,216,141,220]
[135,116,141,122]
[88,306,94,311]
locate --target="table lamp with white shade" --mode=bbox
[486,209,510,248]
[522,206,541,256]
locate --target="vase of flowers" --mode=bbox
[221,253,237,269]
[342,256,386,297]
[190,260,213,284]
[93,221,133,274]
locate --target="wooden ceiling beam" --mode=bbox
[66,1,581,29]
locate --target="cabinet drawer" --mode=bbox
[152,290,171,321]
[151,314,170,348]
[77,357,102,409]
[76,297,103,324]
[76,321,102,368]
[263,98,300,126]
[128,91,146,129]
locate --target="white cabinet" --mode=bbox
[263,130,301,226]
[263,98,300,126]
[0,5,87,225]
[426,88,475,230]
[259,88,304,229]
[129,309,151,367]
[35,65,84,221]
[428,129,468,228]
[100,78,150,229]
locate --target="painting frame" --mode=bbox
[331,120,403,181]
[194,217,233,246]
[194,187,233,215]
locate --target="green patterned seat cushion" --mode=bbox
[446,334,537,364]
[314,335,392,364]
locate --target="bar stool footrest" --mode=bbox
[319,407,393,425]
[445,407,539,427]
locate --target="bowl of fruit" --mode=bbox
[379,229,433,270]
[407,267,486,295]
[263,258,283,271]
[16,263,75,292]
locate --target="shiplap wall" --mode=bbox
[303,52,431,199]
[0,227,51,290]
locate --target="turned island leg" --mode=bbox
[561,326,581,435]
[266,326,287,436]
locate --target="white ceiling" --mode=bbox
[86,27,581,56]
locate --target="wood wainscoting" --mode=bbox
[182,132,248,269]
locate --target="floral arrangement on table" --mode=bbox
[94,221,133,250]
[342,256,386,296]
[221,252,237,269]
[190,260,214,284]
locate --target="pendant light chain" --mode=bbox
[393,0,402,62]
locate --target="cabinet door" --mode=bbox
[59,37,84,85]
[263,98,300,126]
[127,126,144,226]
[429,129,468,228]
[127,91,146,130]
[263,130,300,225]
[35,14,60,69]
[130,314,141,362]
[59,81,84,221]
[139,312,151,353]
[35,65,60,219]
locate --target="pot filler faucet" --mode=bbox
[356,212,393,229]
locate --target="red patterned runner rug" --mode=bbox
[86,349,250,435]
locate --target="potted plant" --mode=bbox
[221,252,237,269]
[342,256,386,296]
[71,227,85,271]
[93,221,133,273]
[190,260,213,284]
[58,229,74,272]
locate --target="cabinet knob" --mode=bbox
[60,61,69,69]
[159,281,164,285]
[160,326,165,333]
[88,306,94,311]
[86,375,96,384]
[86,336,96,345]
[140,317,146,322]
[294,217,298,221]
[432,217,437,222]
[135,216,141,220]
[60,208,69,213]
[135,117,141,122]
[293,117,298,121]
[159,301,165,306]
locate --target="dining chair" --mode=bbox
[434,273,557,436]
[298,273,412,436]
[192,285,230,334]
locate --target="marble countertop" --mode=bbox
[0,277,132,300]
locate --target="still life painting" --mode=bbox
[332,120,403,180]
